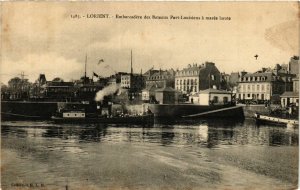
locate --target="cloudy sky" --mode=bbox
[1,2,299,84]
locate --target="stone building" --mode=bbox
[120,73,145,91]
[155,87,176,104]
[280,74,299,108]
[293,75,299,93]
[145,69,175,89]
[289,56,299,75]
[198,89,232,106]
[141,85,157,102]
[237,70,294,101]
[175,62,221,95]
[107,72,127,86]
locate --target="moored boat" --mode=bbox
[254,113,299,127]
[51,109,154,125]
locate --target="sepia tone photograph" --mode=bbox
[0,2,299,190]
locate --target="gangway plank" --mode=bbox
[182,106,242,118]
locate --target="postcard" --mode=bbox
[1,2,299,190]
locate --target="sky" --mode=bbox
[1,2,299,84]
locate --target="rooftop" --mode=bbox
[280,91,299,97]
[199,88,232,94]
[155,86,175,92]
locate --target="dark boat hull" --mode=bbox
[51,115,154,125]
[254,113,299,127]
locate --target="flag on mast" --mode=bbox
[93,72,99,77]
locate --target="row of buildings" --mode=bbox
[1,55,299,107]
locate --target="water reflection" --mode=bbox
[1,118,298,148]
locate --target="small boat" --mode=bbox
[51,109,154,125]
[254,113,299,127]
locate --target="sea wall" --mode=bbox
[1,101,58,120]
[197,106,244,118]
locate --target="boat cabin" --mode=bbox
[62,110,85,118]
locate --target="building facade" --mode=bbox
[141,85,157,102]
[293,75,299,93]
[121,74,145,91]
[198,89,232,106]
[155,87,176,104]
[175,62,221,94]
[237,71,294,101]
[280,74,299,108]
[289,56,299,75]
[145,69,175,89]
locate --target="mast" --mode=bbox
[85,54,87,78]
[130,50,133,75]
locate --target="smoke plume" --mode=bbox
[95,83,121,102]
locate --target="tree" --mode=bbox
[7,77,32,99]
[1,83,8,92]
[52,77,64,82]
[8,77,23,91]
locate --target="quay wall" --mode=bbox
[148,104,233,118]
[112,104,244,119]
[1,101,58,120]
[188,106,245,119]
[2,101,247,120]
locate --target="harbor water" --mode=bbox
[1,118,298,189]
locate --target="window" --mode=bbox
[252,85,255,91]
[247,94,251,98]
[213,96,219,103]
[223,97,228,103]
[247,85,250,91]
[267,84,270,91]
[257,85,260,91]
[211,75,215,81]
[262,84,265,91]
